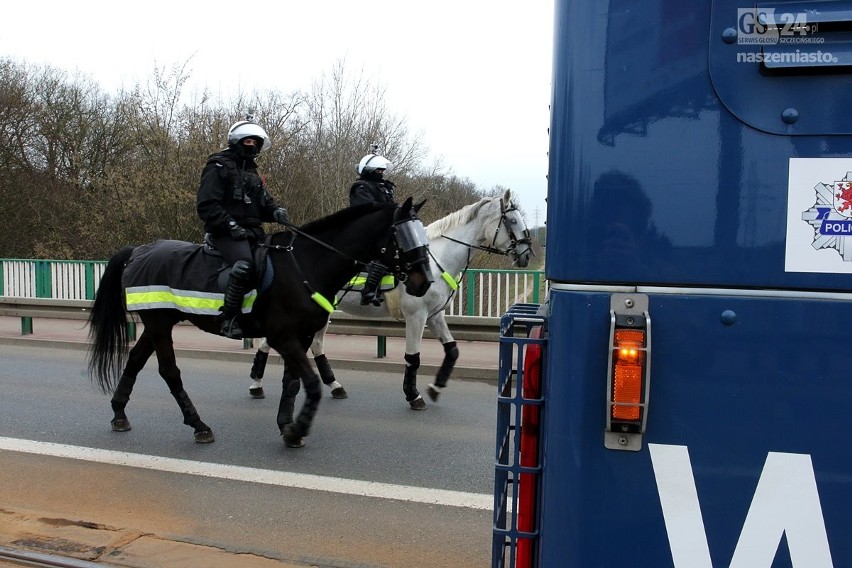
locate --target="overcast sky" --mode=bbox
[0,1,553,225]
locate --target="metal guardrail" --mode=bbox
[0,296,93,320]
[0,298,501,355]
[0,296,130,336]
[328,312,501,342]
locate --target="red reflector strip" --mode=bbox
[518,326,543,568]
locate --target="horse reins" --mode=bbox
[424,246,472,320]
[259,218,423,313]
[261,222,364,266]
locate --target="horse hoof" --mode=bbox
[249,387,265,399]
[331,387,348,399]
[194,429,215,444]
[111,419,131,432]
[408,396,427,411]
[427,384,442,402]
[281,425,305,448]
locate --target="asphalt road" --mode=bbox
[0,344,499,567]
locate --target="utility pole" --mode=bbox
[533,207,541,240]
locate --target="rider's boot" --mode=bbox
[219,260,253,339]
[360,262,387,306]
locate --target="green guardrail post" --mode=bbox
[126,321,137,341]
[243,338,253,350]
[36,260,52,298]
[21,317,33,335]
[85,262,96,300]
[466,271,476,316]
[377,335,387,358]
[532,272,541,303]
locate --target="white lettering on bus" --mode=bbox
[649,444,833,567]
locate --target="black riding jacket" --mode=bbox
[197,148,281,237]
[349,176,396,206]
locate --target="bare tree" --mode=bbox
[0,56,496,260]
[288,59,431,221]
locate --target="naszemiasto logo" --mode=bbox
[737,8,818,45]
[802,173,852,261]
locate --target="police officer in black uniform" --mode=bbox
[349,148,396,305]
[197,116,289,338]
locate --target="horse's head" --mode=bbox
[383,197,433,297]
[489,189,534,268]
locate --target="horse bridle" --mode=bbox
[425,199,533,320]
[439,198,534,259]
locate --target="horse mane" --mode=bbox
[426,196,500,239]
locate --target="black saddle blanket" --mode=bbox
[122,240,256,315]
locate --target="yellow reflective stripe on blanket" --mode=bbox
[441,271,459,291]
[311,292,335,314]
[125,289,256,312]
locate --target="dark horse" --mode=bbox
[87,198,432,448]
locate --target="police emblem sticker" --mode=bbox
[786,158,852,273]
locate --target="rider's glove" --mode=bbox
[273,208,290,225]
[228,221,248,240]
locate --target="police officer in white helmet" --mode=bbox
[349,145,396,305]
[197,115,290,338]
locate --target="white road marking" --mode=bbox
[0,436,492,510]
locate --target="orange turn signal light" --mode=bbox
[606,294,651,451]
[611,329,645,421]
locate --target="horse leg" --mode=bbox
[276,366,300,431]
[251,325,347,400]
[272,340,322,449]
[149,329,214,444]
[249,338,271,399]
[425,313,459,402]
[404,352,426,410]
[110,330,155,432]
[402,311,428,410]
[311,319,347,399]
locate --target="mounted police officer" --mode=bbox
[197,115,289,339]
[349,147,396,305]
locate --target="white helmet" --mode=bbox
[357,153,393,175]
[227,120,270,153]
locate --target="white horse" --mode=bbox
[247,188,533,410]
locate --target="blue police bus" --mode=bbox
[493,1,852,566]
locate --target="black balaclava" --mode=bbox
[361,169,384,183]
[233,137,262,159]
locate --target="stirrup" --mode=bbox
[360,290,383,306]
[220,315,243,339]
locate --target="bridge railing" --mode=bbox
[0,259,544,357]
[0,259,107,300]
[0,259,546,317]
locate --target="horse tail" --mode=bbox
[87,246,134,394]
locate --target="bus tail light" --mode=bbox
[605,294,651,451]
